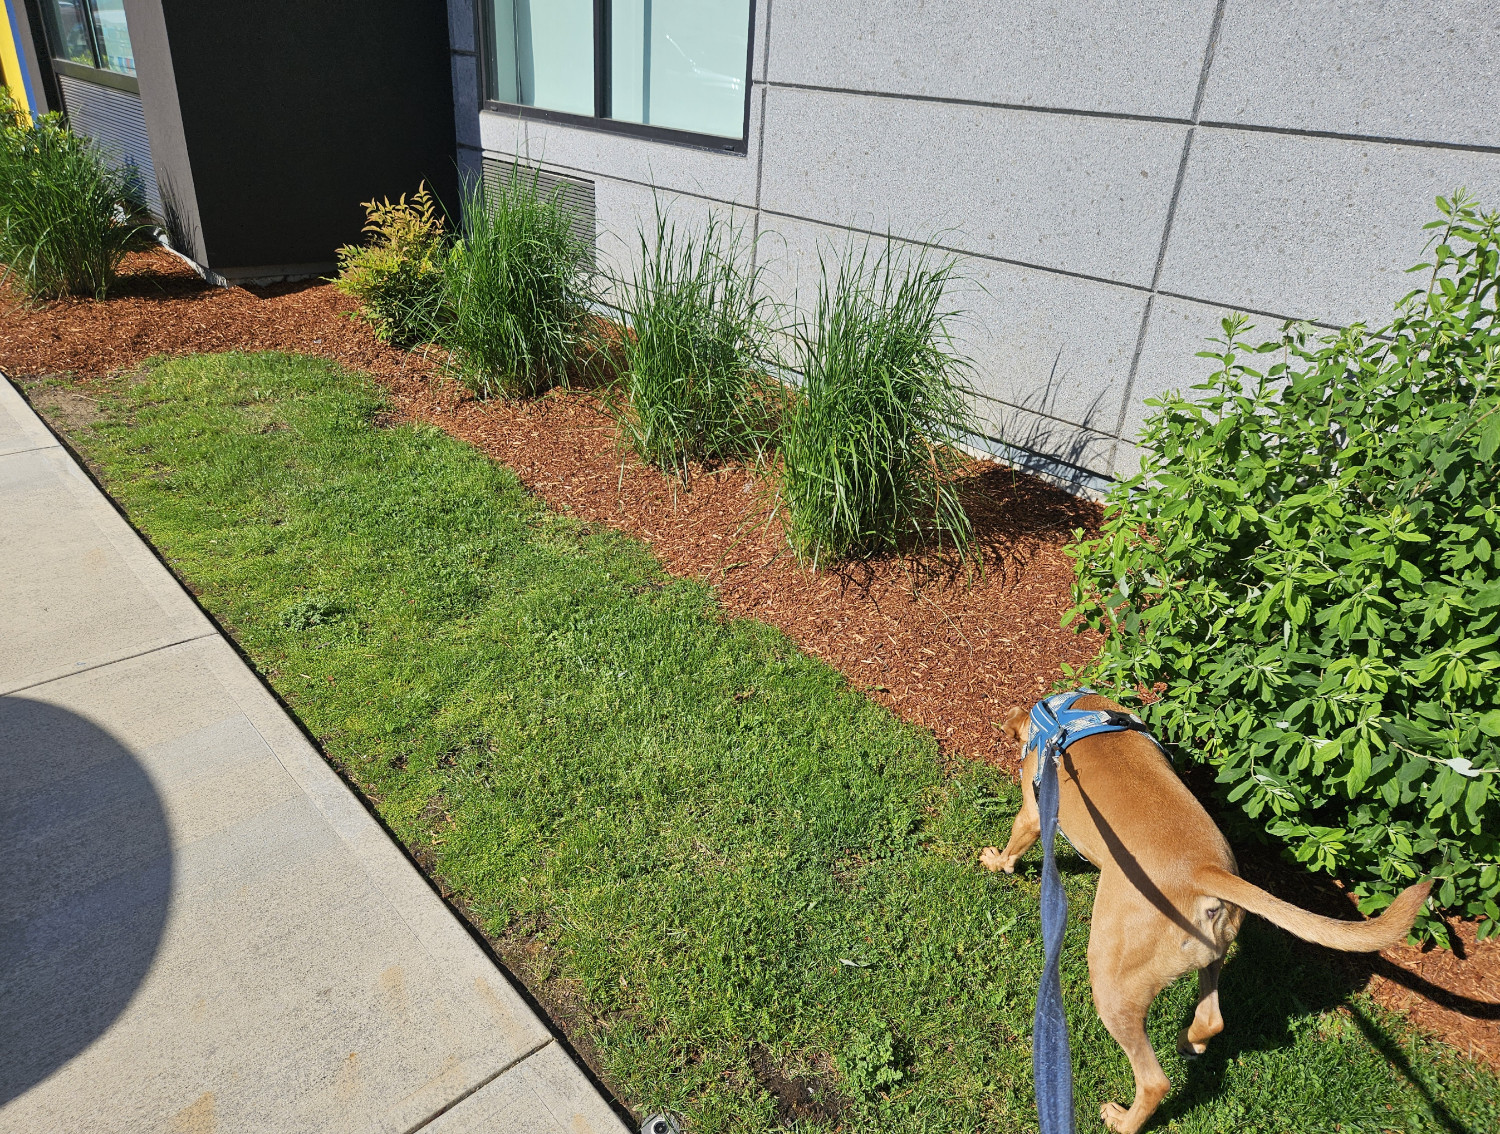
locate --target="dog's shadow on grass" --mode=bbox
[1151,919,1477,1134]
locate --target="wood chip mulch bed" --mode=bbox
[3,248,1496,1071]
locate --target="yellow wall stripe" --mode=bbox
[2,0,38,120]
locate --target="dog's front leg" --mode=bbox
[979,760,1041,873]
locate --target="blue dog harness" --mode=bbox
[1027,689,1155,1134]
[1026,688,1151,788]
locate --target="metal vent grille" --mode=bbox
[57,75,162,218]
[481,159,596,254]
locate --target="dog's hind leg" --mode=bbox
[979,770,1040,874]
[1178,959,1224,1057]
[1089,886,1175,1134]
[1093,972,1171,1134]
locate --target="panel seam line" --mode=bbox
[1109,0,1229,464]
[401,1038,555,1134]
[750,0,774,270]
[0,442,63,459]
[758,79,1500,155]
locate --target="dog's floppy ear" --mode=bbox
[998,705,1030,744]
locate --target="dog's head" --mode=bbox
[997,704,1031,746]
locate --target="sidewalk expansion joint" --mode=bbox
[401,1037,556,1134]
[0,442,63,460]
[1,632,219,696]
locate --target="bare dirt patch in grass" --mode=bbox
[23,384,107,432]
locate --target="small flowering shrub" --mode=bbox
[1069,193,1500,944]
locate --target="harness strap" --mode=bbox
[1028,692,1155,789]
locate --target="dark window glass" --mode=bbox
[42,0,97,68]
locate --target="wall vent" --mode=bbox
[481,158,596,256]
[57,75,162,218]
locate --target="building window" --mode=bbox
[40,0,136,78]
[484,1,754,149]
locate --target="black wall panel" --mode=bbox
[159,0,456,273]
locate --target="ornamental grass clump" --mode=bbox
[437,171,592,398]
[611,205,775,479]
[780,239,977,564]
[0,91,155,300]
[1070,191,1500,944]
[333,181,447,348]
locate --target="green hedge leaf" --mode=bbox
[1066,192,1500,945]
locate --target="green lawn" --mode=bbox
[47,351,1500,1132]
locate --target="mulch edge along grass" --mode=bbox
[0,249,1102,765]
[6,259,1498,1070]
[24,350,1497,1134]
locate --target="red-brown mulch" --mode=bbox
[0,249,1098,762]
[3,249,1496,1071]
[1373,920,1500,1067]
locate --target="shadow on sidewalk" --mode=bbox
[0,698,173,1104]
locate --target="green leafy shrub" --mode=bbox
[1069,192,1500,943]
[779,239,977,564]
[610,204,775,479]
[1,89,22,133]
[437,171,593,398]
[333,181,446,347]
[0,91,154,300]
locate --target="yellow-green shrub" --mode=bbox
[334,182,446,347]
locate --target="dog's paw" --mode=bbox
[1100,1102,1136,1133]
[1176,1027,1208,1058]
[978,846,1015,873]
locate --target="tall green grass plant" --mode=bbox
[780,240,978,564]
[612,205,775,478]
[0,92,154,300]
[437,171,592,398]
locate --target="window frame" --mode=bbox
[478,0,757,155]
[37,0,139,93]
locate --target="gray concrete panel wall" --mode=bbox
[449,0,1500,491]
[768,0,1218,119]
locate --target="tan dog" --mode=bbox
[979,693,1431,1134]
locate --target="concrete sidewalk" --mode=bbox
[0,375,631,1134]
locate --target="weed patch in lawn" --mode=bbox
[54,351,1500,1133]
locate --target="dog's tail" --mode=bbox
[1197,866,1431,952]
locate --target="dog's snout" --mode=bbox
[998,705,1030,743]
